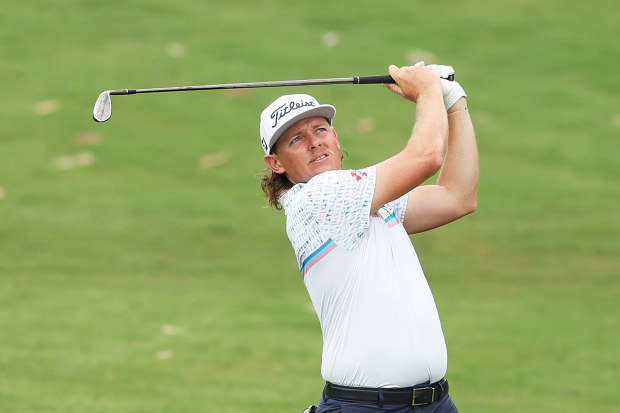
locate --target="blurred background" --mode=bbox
[1,1,618,412]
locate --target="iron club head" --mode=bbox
[93,91,112,122]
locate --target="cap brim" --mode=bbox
[267,104,336,153]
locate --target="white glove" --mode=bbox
[426,64,467,110]
[426,63,454,79]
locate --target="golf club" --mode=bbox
[93,73,455,122]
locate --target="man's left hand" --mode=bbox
[426,64,467,110]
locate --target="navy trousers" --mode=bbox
[315,388,458,413]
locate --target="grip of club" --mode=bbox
[355,73,455,84]
[355,75,395,84]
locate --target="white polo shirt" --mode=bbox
[279,166,447,388]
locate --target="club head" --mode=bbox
[93,91,112,122]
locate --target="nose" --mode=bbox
[307,131,323,149]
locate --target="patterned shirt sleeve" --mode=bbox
[303,166,376,250]
[390,192,409,224]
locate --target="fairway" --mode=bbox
[1,1,618,412]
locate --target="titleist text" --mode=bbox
[270,100,316,128]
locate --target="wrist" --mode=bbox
[448,97,467,114]
[417,82,444,103]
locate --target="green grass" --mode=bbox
[1,0,618,411]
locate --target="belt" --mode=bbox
[325,378,448,406]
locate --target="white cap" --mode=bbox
[259,94,336,154]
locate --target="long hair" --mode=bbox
[260,170,293,210]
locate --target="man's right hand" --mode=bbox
[384,64,442,103]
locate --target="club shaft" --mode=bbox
[107,75,402,96]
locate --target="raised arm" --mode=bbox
[403,75,479,234]
[372,65,449,213]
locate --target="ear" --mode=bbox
[264,154,286,174]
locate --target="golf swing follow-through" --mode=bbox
[93,61,477,413]
[259,62,477,413]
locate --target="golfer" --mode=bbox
[260,63,478,412]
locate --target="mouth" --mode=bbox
[310,154,328,163]
[309,150,332,164]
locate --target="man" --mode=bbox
[259,63,478,412]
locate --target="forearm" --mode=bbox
[436,98,479,210]
[408,87,449,160]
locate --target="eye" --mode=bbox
[290,136,302,145]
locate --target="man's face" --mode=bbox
[264,117,342,184]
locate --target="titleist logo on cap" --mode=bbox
[270,100,316,128]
